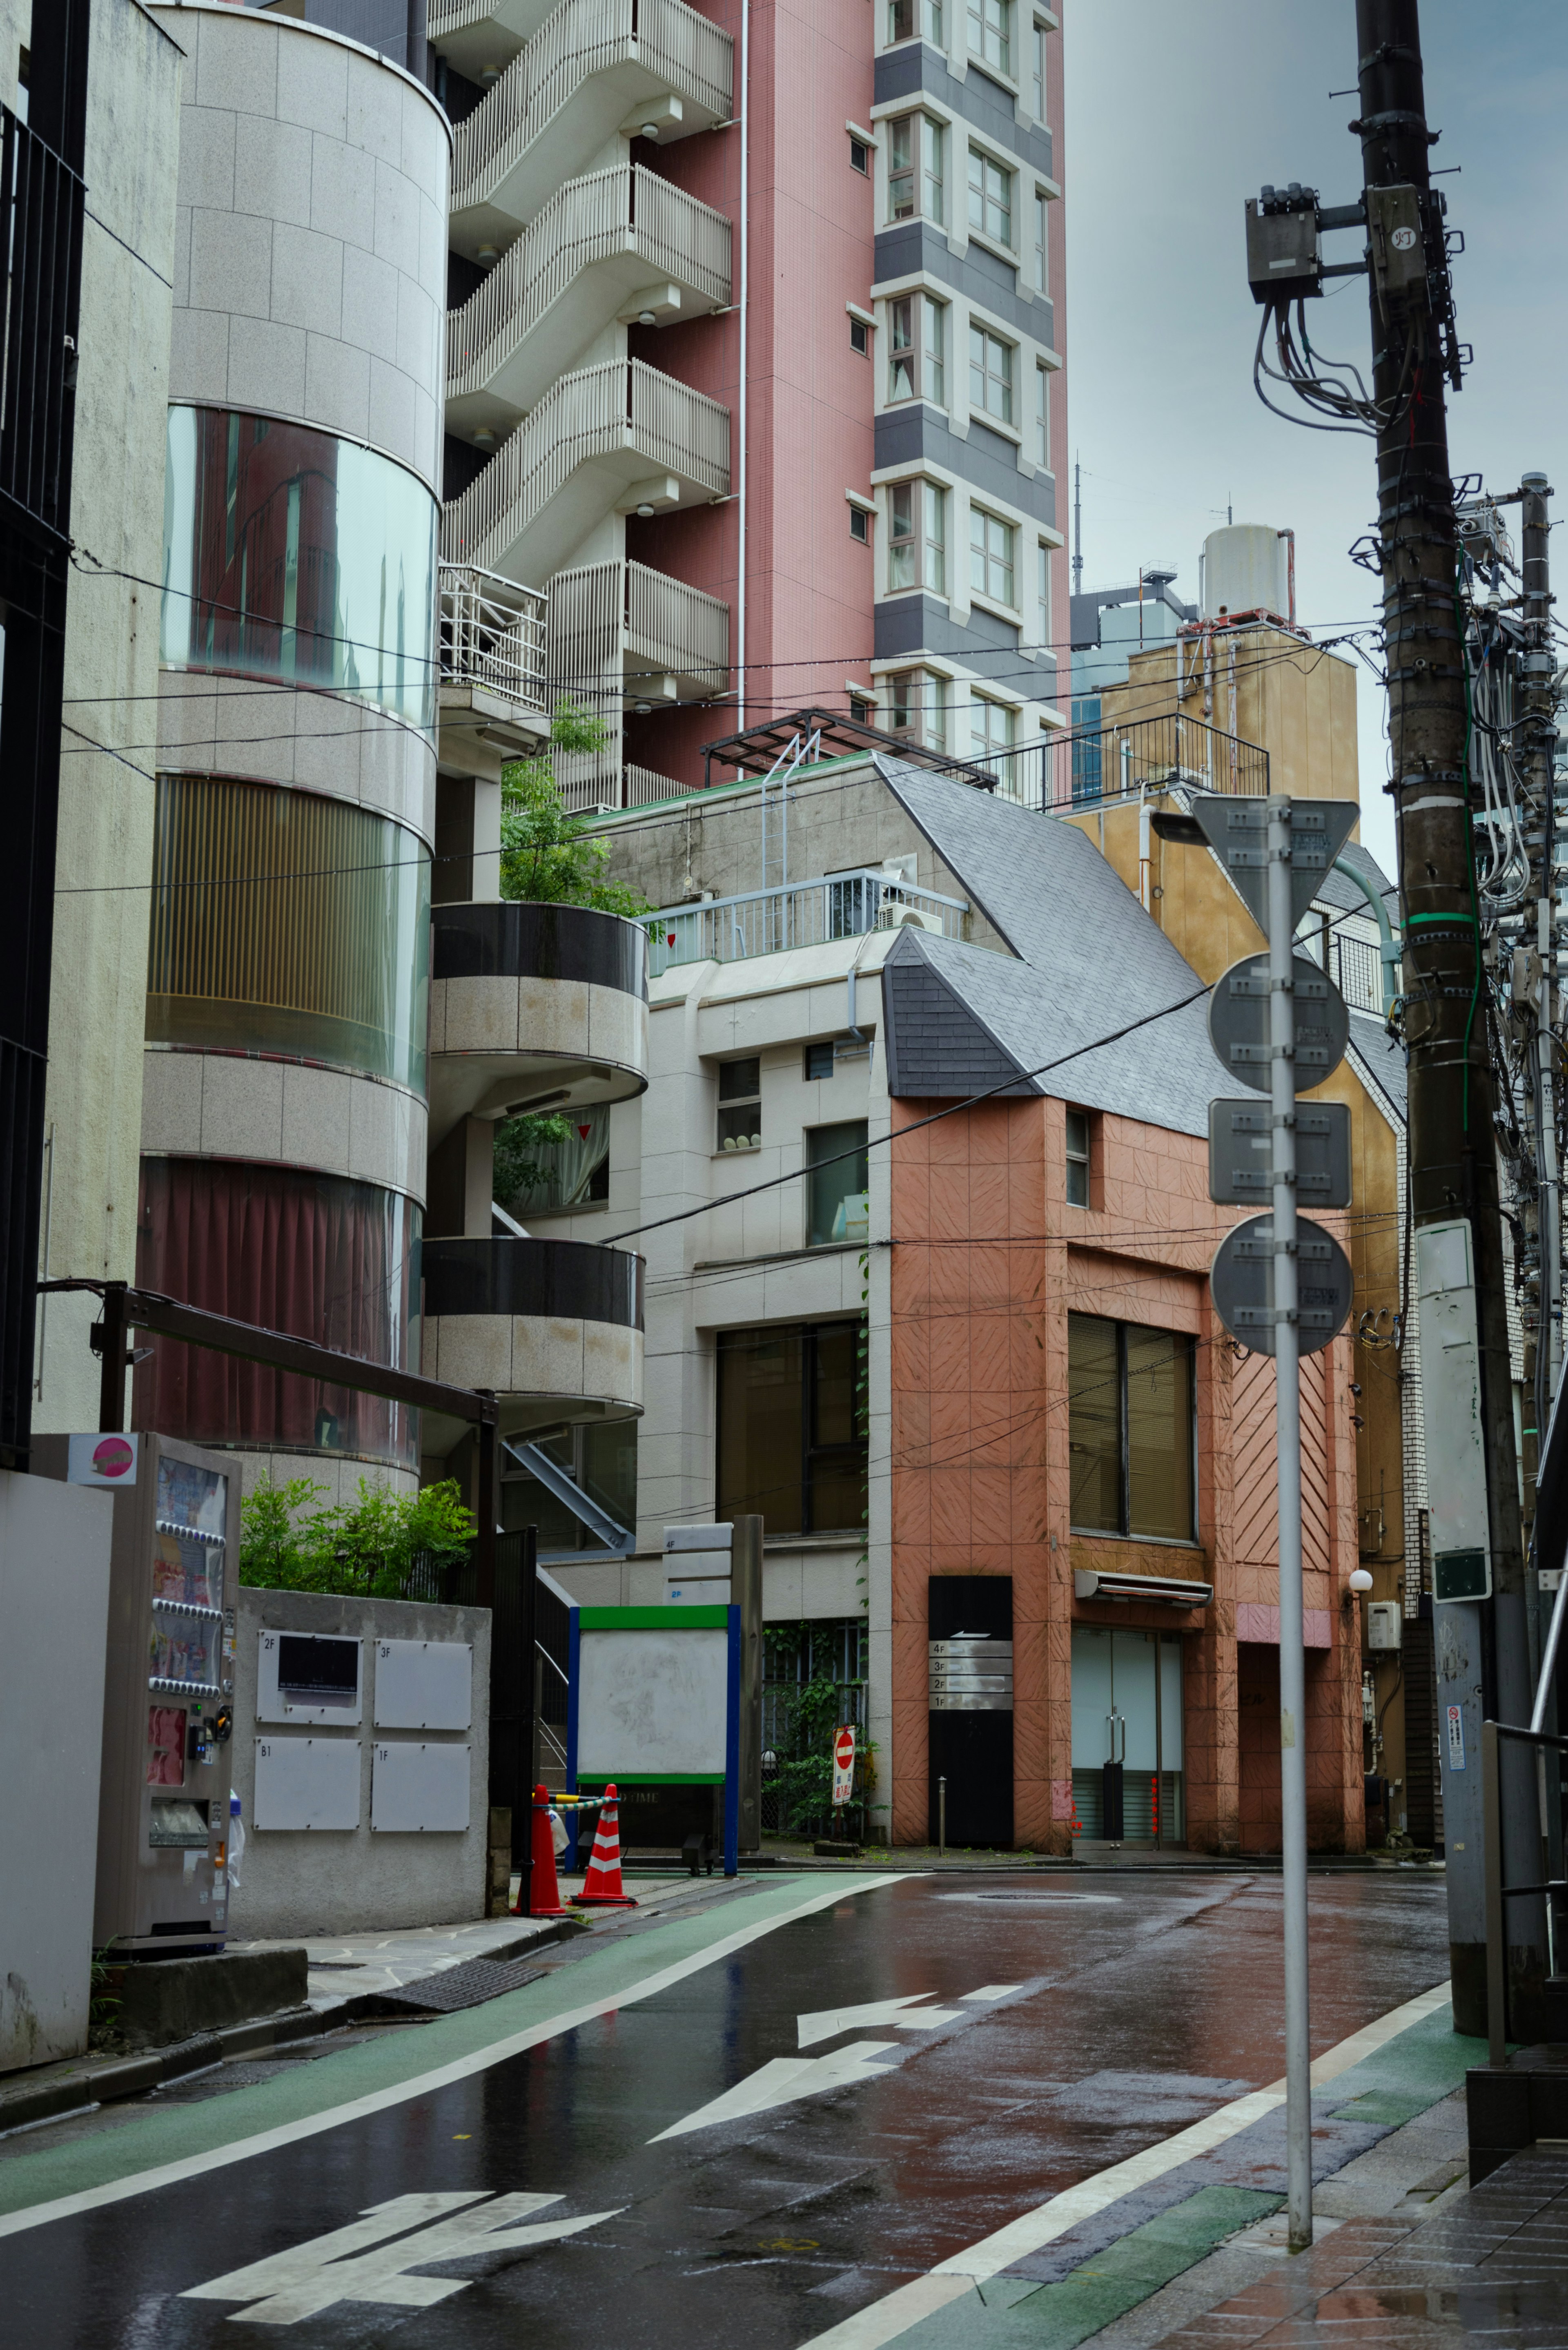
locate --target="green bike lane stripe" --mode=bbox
[0,1873,909,2237]
[801,1982,1472,2349]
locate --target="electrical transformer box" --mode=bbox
[36,1433,238,1955]
[1245,195,1321,305]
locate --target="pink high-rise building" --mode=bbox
[427,0,1067,798]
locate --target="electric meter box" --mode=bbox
[35,1433,238,1956]
[1366,1601,1403,1653]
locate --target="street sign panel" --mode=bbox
[1188,795,1359,932]
[1207,1098,1353,1208]
[1207,952,1349,1094]
[1209,1213,1354,1357]
[832,1725,855,1808]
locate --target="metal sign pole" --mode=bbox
[1267,796,1312,2253]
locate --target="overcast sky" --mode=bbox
[1062,0,1568,877]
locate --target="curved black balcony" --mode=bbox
[420,1235,644,1451]
[429,899,648,1147]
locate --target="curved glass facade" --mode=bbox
[134,1158,421,1469]
[146,775,430,1093]
[161,405,438,729]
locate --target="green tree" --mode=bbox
[239,1474,474,1598]
[500,700,653,919]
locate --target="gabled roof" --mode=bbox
[871,755,1216,1136]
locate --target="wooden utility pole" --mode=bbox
[1354,0,1541,2033]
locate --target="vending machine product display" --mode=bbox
[36,1434,239,1954]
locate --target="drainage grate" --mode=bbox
[357,1956,548,2016]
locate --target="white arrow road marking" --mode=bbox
[961,1985,1022,2002]
[796,1995,964,2048]
[182,2191,620,2325]
[649,2041,904,2141]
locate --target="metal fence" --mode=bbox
[647,868,969,975]
[964,709,1270,814]
[438,562,548,716]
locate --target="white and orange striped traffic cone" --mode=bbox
[574,1783,637,1908]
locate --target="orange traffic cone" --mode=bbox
[514,1784,570,1918]
[574,1784,637,1909]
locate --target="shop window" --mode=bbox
[717,1322,868,1537]
[1069,1314,1195,1540]
[718,1056,762,1151]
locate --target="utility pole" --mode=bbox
[1353,0,1541,2035]
[1519,476,1561,1429]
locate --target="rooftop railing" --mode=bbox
[968,709,1270,813]
[646,869,968,977]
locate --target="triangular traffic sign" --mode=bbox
[1188,796,1359,932]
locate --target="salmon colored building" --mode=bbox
[562,746,1374,1858]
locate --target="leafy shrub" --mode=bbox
[239,1474,474,1598]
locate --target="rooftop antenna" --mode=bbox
[1073,454,1082,595]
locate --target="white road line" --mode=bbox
[0,1875,912,2242]
[798,1977,1454,2349]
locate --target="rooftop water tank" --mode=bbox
[1202,524,1290,622]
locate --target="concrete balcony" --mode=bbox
[428,0,555,85]
[429,899,649,1147]
[447,164,731,439]
[421,1236,644,1447]
[448,0,733,261]
[441,357,730,586]
[553,555,728,705]
[437,562,550,783]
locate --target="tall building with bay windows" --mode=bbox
[414,0,1064,801]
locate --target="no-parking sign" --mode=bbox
[832,1726,855,1808]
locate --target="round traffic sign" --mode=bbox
[833,1727,855,1771]
[1207,952,1349,1095]
[1210,1212,1354,1357]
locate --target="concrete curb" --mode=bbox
[0,1919,586,2140]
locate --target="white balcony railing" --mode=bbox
[439,562,548,715]
[451,0,733,219]
[441,357,730,577]
[550,555,728,697]
[646,872,970,976]
[448,165,731,407]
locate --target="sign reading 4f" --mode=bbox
[182,2192,619,2325]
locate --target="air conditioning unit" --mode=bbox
[875,903,941,933]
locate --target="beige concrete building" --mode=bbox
[30,0,183,1437]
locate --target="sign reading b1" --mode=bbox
[832,1726,855,1808]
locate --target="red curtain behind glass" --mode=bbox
[134,1158,418,1466]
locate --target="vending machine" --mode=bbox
[36,1433,239,1955]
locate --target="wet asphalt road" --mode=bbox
[4,1873,1450,2347]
